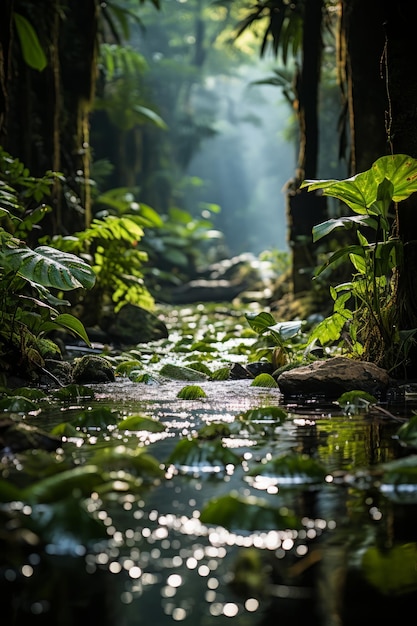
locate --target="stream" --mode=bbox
[0,370,417,626]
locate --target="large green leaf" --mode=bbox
[302,154,417,214]
[3,245,96,290]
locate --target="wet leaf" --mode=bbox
[200,492,301,531]
[396,415,417,448]
[168,437,241,470]
[72,407,118,429]
[117,414,165,432]
[248,454,327,485]
[53,385,95,400]
[176,385,207,399]
[250,373,278,388]
[238,406,287,422]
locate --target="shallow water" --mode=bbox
[2,376,417,626]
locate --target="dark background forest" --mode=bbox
[1,0,417,370]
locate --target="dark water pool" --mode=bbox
[2,379,417,626]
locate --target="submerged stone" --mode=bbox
[72,355,115,384]
[277,356,391,399]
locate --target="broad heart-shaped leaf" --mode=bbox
[4,245,96,290]
[302,154,417,214]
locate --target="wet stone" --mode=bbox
[276,356,391,399]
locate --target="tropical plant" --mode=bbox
[302,154,417,374]
[45,189,160,316]
[0,149,95,381]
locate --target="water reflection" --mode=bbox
[2,383,417,625]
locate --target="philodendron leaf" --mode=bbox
[3,245,96,290]
[200,492,301,531]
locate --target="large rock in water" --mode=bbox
[277,357,391,399]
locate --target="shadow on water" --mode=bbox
[2,379,417,626]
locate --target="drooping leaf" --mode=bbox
[4,245,96,290]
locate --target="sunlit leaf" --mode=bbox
[4,245,96,290]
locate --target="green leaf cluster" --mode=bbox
[0,150,95,378]
[302,154,417,372]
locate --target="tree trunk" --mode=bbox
[385,0,417,372]
[341,0,388,174]
[288,0,327,293]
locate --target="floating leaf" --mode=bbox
[177,385,207,399]
[72,407,118,429]
[200,492,300,531]
[197,422,232,439]
[336,390,377,415]
[248,454,327,486]
[117,414,165,433]
[89,444,164,479]
[238,406,287,423]
[250,374,278,388]
[168,438,240,472]
[22,465,103,503]
[115,360,143,376]
[53,384,95,400]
